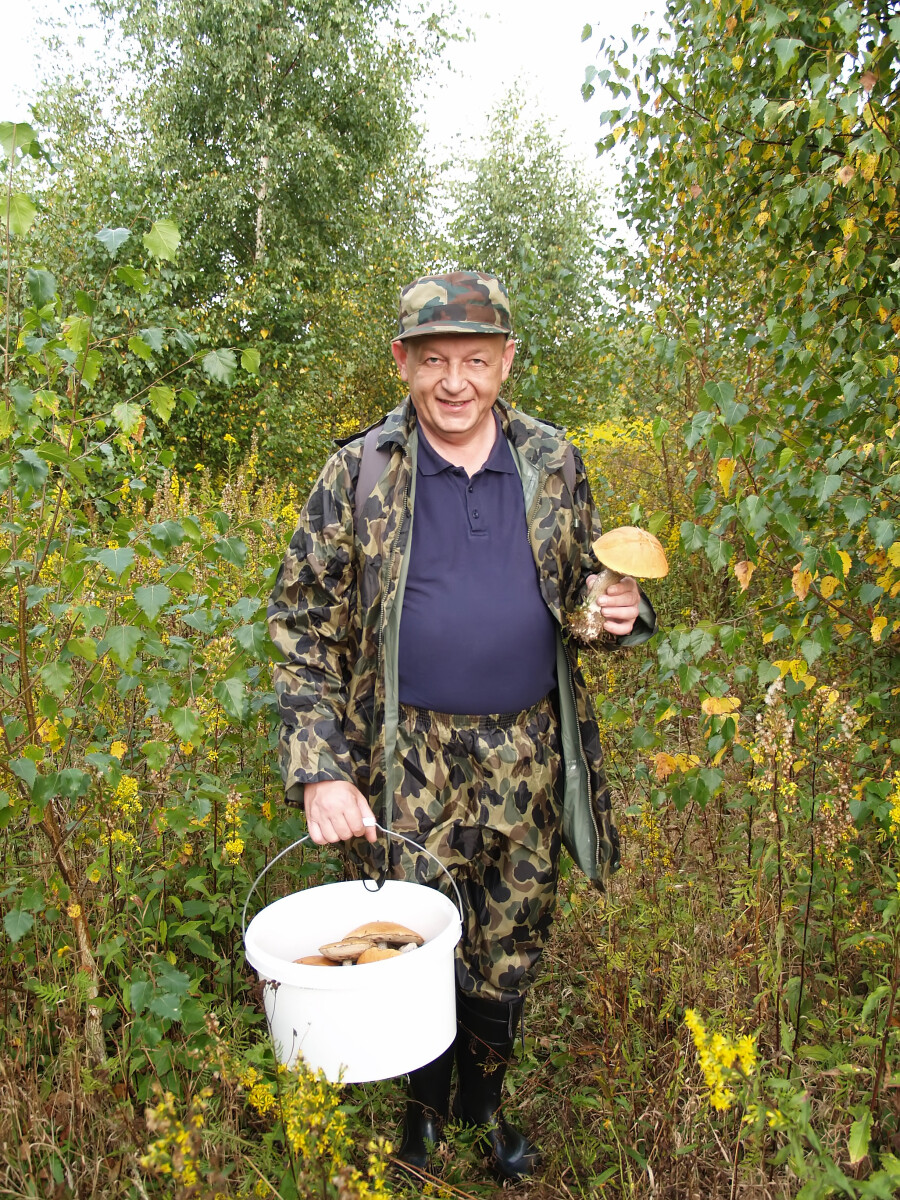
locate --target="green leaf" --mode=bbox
[149,520,185,549]
[27,268,56,308]
[214,676,247,723]
[100,626,142,668]
[704,535,733,572]
[148,386,176,423]
[141,741,170,771]
[758,660,781,685]
[233,621,269,658]
[5,193,37,236]
[869,518,894,548]
[80,349,103,388]
[213,536,247,567]
[95,227,131,257]
[112,402,144,435]
[4,910,34,943]
[140,327,166,352]
[134,584,171,622]
[581,22,592,40]
[64,317,90,353]
[701,381,735,410]
[146,681,172,711]
[0,121,39,159]
[40,661,74,699]
[772,38,802,78]
[169,707,201,744]
[811,474,842,505]
[9,758,37,790]
[834,1,860,34]
[143,217,181,261]
[66,637,97,663]
[115,266,149,292]
[16,449,49,491]
[94,547,135,577]
[203,348,237,386]
[848,1110,872,1165]
[130,979,153,1014]
[841,496,869,526]
[149,991,183,1021]
[128,335,154,362]
[241,347,261,374]
[698,767,724,798]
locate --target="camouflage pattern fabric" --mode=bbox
[394,271,513,341]
[267,395,627,887]
[347,695,562,1003]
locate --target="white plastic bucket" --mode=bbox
[243,834,463,1083]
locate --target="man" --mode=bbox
[267,271,656,1181]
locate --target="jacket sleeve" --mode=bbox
[267,449,359,805]
[573,445,658,649]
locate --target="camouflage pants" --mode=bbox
[351,694,563,1003]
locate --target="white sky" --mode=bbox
[0,0,655,182]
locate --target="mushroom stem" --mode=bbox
[588,566,625,603]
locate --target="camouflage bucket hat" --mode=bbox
[394,271,513,342]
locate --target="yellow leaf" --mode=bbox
[653,753,677,781]
[701,696,742,716]
[837,550,852,577]
[792,564,813,601]
[711,745,728,766]
[871,615,888,643]
[674,753,701,771]
[655,705,678,724]
[774,658,808,682]
[762,630,774,644]
[734,560,755,591]
[835,622,852,638]
[888,543,900,568]
[717,457,736,497]
[820,575,839,599]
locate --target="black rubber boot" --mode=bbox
[454,990,540,1181]
[396,1040,455,1174]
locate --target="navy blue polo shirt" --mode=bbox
[397,418,558,715]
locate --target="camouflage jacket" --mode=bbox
[267,396,656,887]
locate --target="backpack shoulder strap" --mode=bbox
[353,422,390,535]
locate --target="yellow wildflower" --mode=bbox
[684,1009,756,1112]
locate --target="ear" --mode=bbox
[500,338,516,382]
[391,339,410,381]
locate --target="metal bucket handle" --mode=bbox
[241,821,465,941]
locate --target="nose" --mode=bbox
[441,362,466,394]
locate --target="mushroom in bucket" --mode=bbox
[298,920,425,966]
[568,526,669,641]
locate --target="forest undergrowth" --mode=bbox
[4,1,900,1192]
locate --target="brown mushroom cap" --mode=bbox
[592,527,669,578]
[295,955,339,967]
[319,938,376,962]
[344,921,424,947]
[357,946,402,964]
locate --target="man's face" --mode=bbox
[391,333,516,452]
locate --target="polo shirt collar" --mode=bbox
[417,412,516,476]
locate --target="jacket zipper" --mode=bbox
[527,466,602,871]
